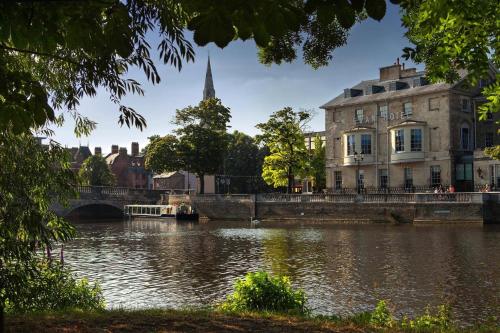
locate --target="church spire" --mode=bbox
[203,55,215,100]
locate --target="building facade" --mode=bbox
[321,59,498,192]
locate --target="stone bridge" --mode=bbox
[52,186,163,219]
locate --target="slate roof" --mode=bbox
[319,71,453,109]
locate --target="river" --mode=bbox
[64,219,500,324]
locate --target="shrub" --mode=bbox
[219,271,308,315]
[4,259,105,313]
[369,300,395,328]
[401,305,452,331]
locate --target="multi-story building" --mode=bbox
[321,59,498,192]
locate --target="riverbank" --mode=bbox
[5,309,499,333]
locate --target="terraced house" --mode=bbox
[321,59,499,192]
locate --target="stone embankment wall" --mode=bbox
[178,193,500,225]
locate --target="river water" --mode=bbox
[64,219,499,324]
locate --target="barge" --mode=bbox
[124,204,198,221]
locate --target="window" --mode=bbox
[485,133,493,147]
[378,105,388,119]
[379,169,388,189]
[355,109,364,124]
[347,135,355,155]
[461,126,470,150]
[404,167,413,189]
[430,165,441,186]
[461,98,470,112]
[395,129,405,152]
[411,128,422,151]
[357,170,365,189]
[361,134,372,154]
[334,171,342,190]
[429,97,440,111]
[403,102,412,116]
[456,163,473,181]
[486,111,493,121]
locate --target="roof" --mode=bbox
[319,70,456,109]
[73,146,91,162]
[153,171,182,179]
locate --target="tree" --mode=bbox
[78,155,115,186]
[222,131,267,193]
[174,98,231,194]
[144,134,182,173]
[309,136,326,192]
[0,1,388,135]
[397,0,499,157]
[256,108,310,193]
[0,132,77,326]
[145,98,231,194]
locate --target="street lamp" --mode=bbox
[354,151,364,194]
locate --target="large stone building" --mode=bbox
[321,59,498,192]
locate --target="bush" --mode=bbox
[218,271,308,315]
[401,305,452,331]
[369,300,395,328]
[4,259,105,313]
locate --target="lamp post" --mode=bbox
[354,151,364,194]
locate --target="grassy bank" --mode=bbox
[5,308,499,333]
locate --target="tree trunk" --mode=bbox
[199,174,204,194]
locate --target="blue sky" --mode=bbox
[52,2,423,154]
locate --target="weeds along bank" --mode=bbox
[5,271,499,332]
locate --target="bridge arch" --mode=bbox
[65,201,124,220]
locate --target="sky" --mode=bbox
[52,2,423,154]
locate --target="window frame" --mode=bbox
[404,167,413,188]
[485,133,494,148]
[361,134,372,155]
[460,126,470,150]
[403,102,413,117]
[334,171,342,190]
[355,108,364,124]
[410,128,423,152]
[347,134,356,156]
[395,129,405,152]
[430,165,441,187]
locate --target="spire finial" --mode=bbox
[203,55,215,100]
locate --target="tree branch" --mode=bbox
[0,43,80,66]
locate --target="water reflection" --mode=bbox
[64,220,500,323]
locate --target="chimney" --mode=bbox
[131,142,139,156]
[111,145,119,154]
[379,61,402,82]
[94,147,102,156]
[119,147,127,156]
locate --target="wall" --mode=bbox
[187,194,499,224]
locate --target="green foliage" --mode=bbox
[0,131,77,313]
[78,155,115,186]
[144,135,182,173]
[256,107,310,193]
[309,135,326,192]
[222,131,270,193]
[145,98,231,193]
[399,0,499,120]
[401,305,452,331]
[4,259,105,314]
[0,1,389,135]
[369,300,395,328]
[219,271,308,315]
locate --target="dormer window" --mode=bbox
[355,109,364,124]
